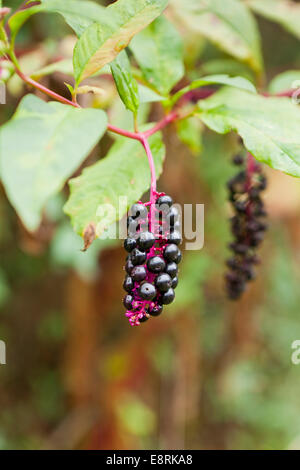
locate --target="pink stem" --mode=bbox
[107,123,141,140]
[15,68,81,108]
[143,111,178,138]
[140,136,157,231]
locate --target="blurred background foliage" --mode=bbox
[1,0,300,450]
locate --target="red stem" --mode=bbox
[15,68,81,108]
[140,136,157,230]
[143,111,179,138]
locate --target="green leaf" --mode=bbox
[64,129,165,237]
[138,84,166,103]
[176,117,202,155]
[200,59,255,83]
[8,3,42,43]
[247,0,300,40]
[170,0,263,75]
[130,15,184,96]
[111,50,139,115]
[9,0,107,41]
[0,95,107,231]
[170,74,257,107]
[41,0,107,37]
[196,87,300,177]
[30,59,74,80]
[73,0,169,86]
[269,70,300,94]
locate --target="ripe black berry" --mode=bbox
[155,273,172,293]
[164,244,181,263]
[138,231,155,250]
[165,262,178,278]
[139,315,149,323]
[161,288,175,305]
[123,276,134,293]
[233,154,244,165]
[149,304,163,317]
[123,295,134,310]
[166,206,179,225]
[171,276,178,289]
[131,265,147,282]
[129,203,148,219]
[125,258,134,275]
[157,194,173,208]
[147,256,166,273]
[167,230,182,245]
[124,237,137,253]
[139,282,157,300]
[131,248,147,266]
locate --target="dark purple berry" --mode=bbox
[123,276,134,293]
[166,206,179,225]
[131,248,147,266]
[167,230,182,245]
[164,244,182,263]
[170,220,181,232]
[124,237,137,253]
[155,273,172,293]
[129,203,148,219]
[161,288,175,305]
[138,231,155,251]
[157,194,173,210]
[149,304,163,317]
[165,262,178,279]
[171,276,178,289]
[139,282,157,300]
[233,154,244,165]
[139,315,149,323]
[125,258,134,275]
[131,265,147,282]
[147,256,166,273]
[123,295,134,310]
[127,218,139,237]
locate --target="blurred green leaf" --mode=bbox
[268,70,300,94]
[176,117,203,155]
[130,15,184,96]
[200,59,255,83]
[9,0,108,42]
[73,0,168,85]
[111,50,139,115]
[247,0,300,40]
[117,394,156,436]
[170,0,263,75]
[30,59,74,80]
[64,128,165,236]
[0,94,107,231]
[171,253,211,310]
[138,84,166,103]
[50,222,118,280]
[197,87,300,177]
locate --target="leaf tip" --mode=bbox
[81,222,96,252]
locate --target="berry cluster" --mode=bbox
[123,194,182,326]
[225,154,268,300]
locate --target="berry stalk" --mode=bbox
[141,136,157,230]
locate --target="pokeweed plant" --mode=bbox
[0,0,300,324]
